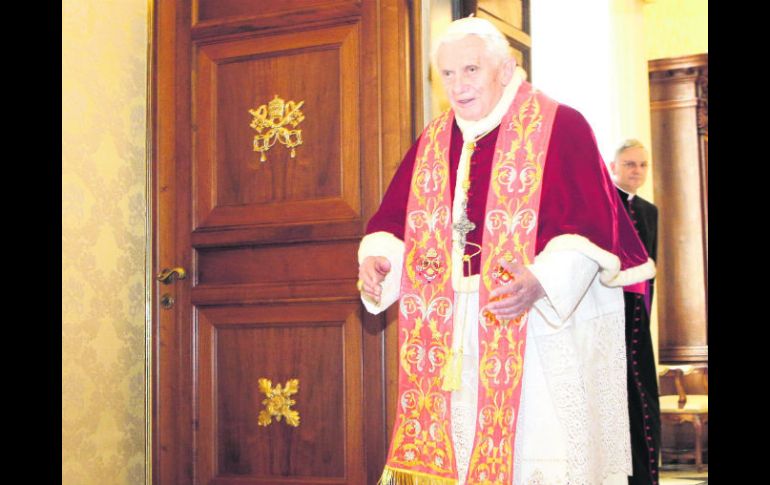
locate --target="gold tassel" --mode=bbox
[440,349,463,391]
[378,465,458,485]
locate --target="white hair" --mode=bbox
[430,17,512,70]
[614,139,647,161]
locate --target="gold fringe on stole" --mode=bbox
[378,466,458,485]
[440,349,463,391]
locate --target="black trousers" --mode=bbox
[624,292,661,485]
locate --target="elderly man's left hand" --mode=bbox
[486,258,546,319]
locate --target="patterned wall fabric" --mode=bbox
[62,1,148,484]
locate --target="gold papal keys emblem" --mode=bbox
[249,95,305,162]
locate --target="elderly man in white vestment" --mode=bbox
[357,17,655,485]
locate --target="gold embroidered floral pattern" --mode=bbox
[384,109,457,481]
[465,86,557,484]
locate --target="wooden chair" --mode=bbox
[658,364,708,471]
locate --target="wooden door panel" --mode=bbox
[194,24,360,231]
[214,49,342,206]
[191,281,359,307]
[189,220,363,248]
[197,302,363,484]
[196,241,358,286]
[194,0,360,25]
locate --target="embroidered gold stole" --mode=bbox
[380,82,558,485]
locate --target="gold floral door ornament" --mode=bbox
[249,95,305,162]
[257,378,300,427]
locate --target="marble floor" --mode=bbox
[659,466,708,485]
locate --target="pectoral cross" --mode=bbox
[454,141,478,250]
[453,198,476,250]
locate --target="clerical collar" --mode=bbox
[616,185,635,201]
[455,66,526,143]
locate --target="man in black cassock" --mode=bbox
[611,139,660,485]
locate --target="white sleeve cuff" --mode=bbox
[538,234,656,286]
[529,249,599,328]
[357,231,405,315]
[528,233,656,328]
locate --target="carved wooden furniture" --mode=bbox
[658,364,708,471]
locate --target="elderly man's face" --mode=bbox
[611,146,649,194]
[437,35,513,121]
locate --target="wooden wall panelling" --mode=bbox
[457,0,531,76]
[475,0,525,30]
[649,54,708,364]
[696,64,707,300]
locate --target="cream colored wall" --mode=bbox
[642,0,707,363]
[62,1,149,484]
[423,0,453,125]
[644,0,708,61]
[528,0,705,367]
[531,0,652,180]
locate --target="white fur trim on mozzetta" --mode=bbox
[358,231,405,263]
[539,234,655,287]
[605,257,656,287]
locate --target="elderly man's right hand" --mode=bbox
[358,256,391,303]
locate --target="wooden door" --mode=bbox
[151,1,414,484]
